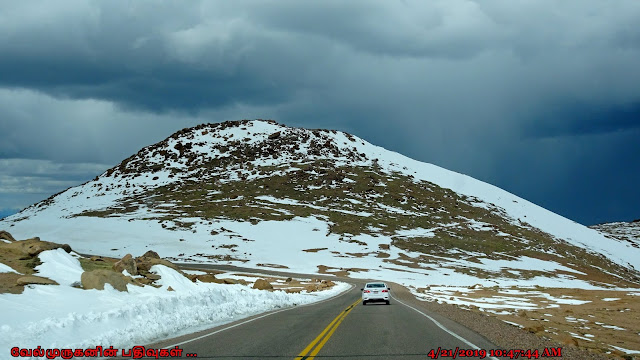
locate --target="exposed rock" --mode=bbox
[223,278,239,284]
[81,269,134,292]
[378,244,390,250]
[142,273,161,281]
[136,256,179,273]
[0,231,16,242]
[253,279,273,290]
[285,277,293,282]
[194,274,218,283]
[286,288,303,294]
[132,277,157,286]
[5,238,72,258]
[90,256,105,262]
[113,254,137,275]
[16,276,58,286]
[268,131,281,140]
[305,284,318,293]
[167,286,175,291]
[142,250,160,259]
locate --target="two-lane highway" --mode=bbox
[146,269,502,359]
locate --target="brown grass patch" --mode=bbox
[0,273,25,294]
[303,248,328,253]
[421,287,640,356]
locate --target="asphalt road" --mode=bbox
[137,264,503,360]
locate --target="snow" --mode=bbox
[35,249,84,286]
[610,345,640,354]
[601,324,626,331]
[0,254,350,356]
[1,213,623,292]
[0,263,19,274]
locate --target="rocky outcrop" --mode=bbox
[0,231,16,242]
[252,279,273,290]
[136,251,179,273]
[81,269,134,292]
[113,254,137,275]
[5,237,72,258]
[16,276,58,286]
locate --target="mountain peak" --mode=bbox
[104,119,371,184]
[3,120,640,291]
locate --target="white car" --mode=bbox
[361,282,390,305]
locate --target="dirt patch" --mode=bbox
[256,263,289,269]
[345,252,372,258]
[303,248,328,253]
[416,286,640,357]
[0,273,25,294]
[317,264,369,277]
[317,265,349,277]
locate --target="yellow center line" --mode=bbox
[294,298,361,360]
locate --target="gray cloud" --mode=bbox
[0,0,639,224]
[0,158,111,212]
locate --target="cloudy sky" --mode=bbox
[1,0,639,225]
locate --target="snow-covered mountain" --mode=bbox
[3,119,639,289]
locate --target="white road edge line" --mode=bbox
[391,294,500,360]
[163,282,355,349]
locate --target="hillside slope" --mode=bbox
[591,219,640,250]
[2,120,639,291]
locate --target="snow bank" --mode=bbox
[35,249,84,286]
[0,258,350,356]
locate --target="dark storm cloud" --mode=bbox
[1,0,639,224]
[524,102,640,138]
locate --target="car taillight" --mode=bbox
[382,290,388,292]
[364,290,370,293]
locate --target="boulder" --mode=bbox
[223,278,239,284]
[81,269,134,292]
[194,274,218,283]
[113,254,137,275]
[6,238,72,258]
[285,277,293,282]
[285,288,303,294]
[0,230,16,242]
[136,257,178,272]
[305,284,318,293]
[141,250,160,259]
[253,279,273,290]
[16,276,58,286]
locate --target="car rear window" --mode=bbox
[366,283,385,288]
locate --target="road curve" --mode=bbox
[140,265,502,359]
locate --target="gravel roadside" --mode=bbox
[388,281,615,360]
